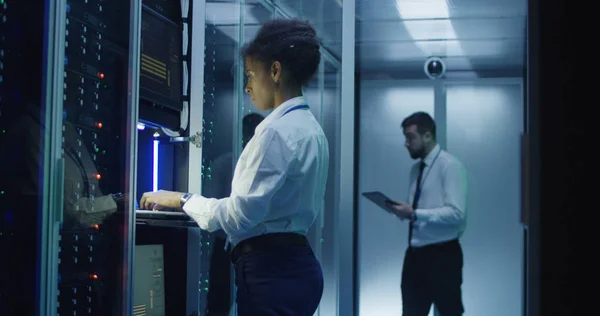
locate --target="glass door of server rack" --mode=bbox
[53,0,139,315]
[200,1,244,315]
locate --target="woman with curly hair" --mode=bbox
[141,18,329,315]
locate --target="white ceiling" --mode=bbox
[204,0,527,77]
[356,0,527,77]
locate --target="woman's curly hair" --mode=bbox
[241,18,321,86]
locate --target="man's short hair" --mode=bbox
[401,111,436,139]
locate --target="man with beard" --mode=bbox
[386,111,468,316]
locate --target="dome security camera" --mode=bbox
[424,57,446,79]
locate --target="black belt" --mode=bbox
[408,238,460,252]
[229,232,309,264]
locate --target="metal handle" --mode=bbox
[55,157,65,223]
[168,131,202,148]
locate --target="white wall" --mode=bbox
[357,79,524,316]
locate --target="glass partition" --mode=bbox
[232,2,343,315]
[319,58,342,316]
[272,0,343,57]
[201,1,241,315]
[236,0,273,153]
[57,0,138,314]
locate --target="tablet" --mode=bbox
[361,191,398,215]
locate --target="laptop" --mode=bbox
[135,209,197,227]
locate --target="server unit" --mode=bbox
[138,0,183,130]
[0,0,140,315]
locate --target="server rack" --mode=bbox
[0,0,141,315]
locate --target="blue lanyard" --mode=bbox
[283,104,309,116]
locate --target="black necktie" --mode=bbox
[409,161,426,246]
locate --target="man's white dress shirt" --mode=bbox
[409,144,468,247]
[183,96,330,246]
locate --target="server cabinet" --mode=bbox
[0,0,141,315]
